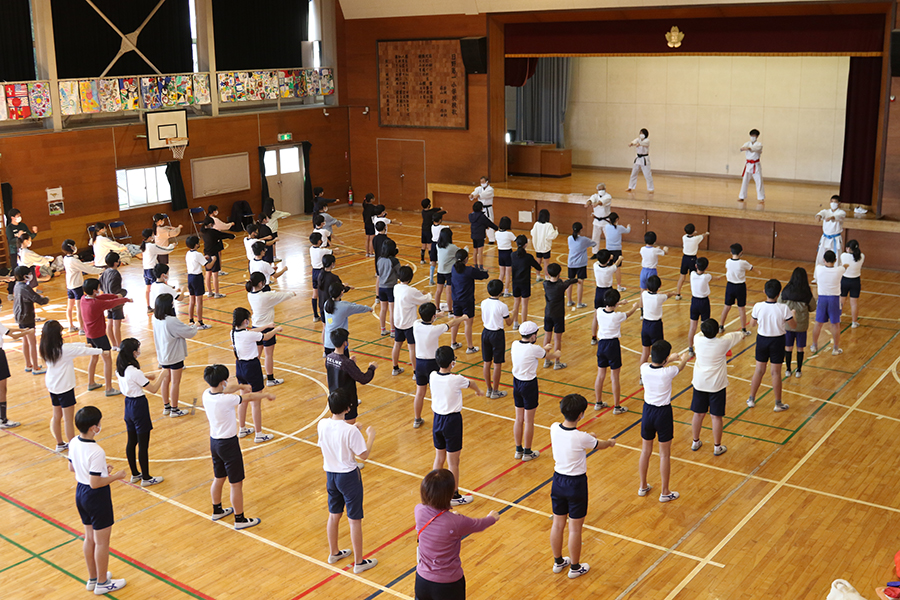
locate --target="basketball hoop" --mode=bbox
[165,137,189,160]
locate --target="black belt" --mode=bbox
[634,154,649,163]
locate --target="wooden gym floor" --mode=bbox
[0,208,897,600]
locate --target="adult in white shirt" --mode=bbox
[391,267,433,377]
[585,183,612,247]
[810,251,846,356]
[814,195,846,266]
[747,280,795,412]
[738,129,764,202]
[839,240,864,328]
[627,129,653,193]
[469,176,495,243]
[690,319,744,456]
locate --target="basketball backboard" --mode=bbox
[146,109,189,151]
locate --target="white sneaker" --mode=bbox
[794,370,802,378]
[450,493,473,506]
[638,485,652,497]
[197,323,212,330]
[129,474,142,484]
[773,402,790,412]
[238,427,254,438]
[266,378,284,386]
[521,450,540,461]
[659,491,680,503]
[691,440,702,451]
[328,549,352,564]
[254,433,274,443]
[552,557,571,574]
[851,321,860,328]
[85,572,111,591]
[140,476,164,487]
[94,578,126,595]
[211,507,234,521]
[832,348,843,356]
[0,420,21,429]
[568,563,590,579]
[714,445,728,456]
[169,408,189,418]
[234,517,261,530]
[746,397,756,408]
[353,559,378,574]
[465,346,480,354]
[617,286,627,292]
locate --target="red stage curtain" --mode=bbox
[840,57,882,206]
[505,57,538,86]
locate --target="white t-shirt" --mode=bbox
[142,243,175,270]
[691,332,743,392]
[641,291,667,321]
[593,263,617,288]
[471,184,494,206]
[45,344,103,394]
[248,290,293,327]
[150,282,179,307]
[480,298,509,331]
[690,272,711,299]
[313,227,331,246]
[117,365,150,398]
[640,363,679,407]
[373,216,391,231]
[317,418,367,474]
[550,423,597,477]
[64,255,103,290]
[814,264,845,296]
[751,301,793,337]
[429,371,469,414]
[596,309,627,340]
[682,234,703,256]
[726,258,753,284]
[495,231,516,251]
[309,246,332,269]
[640,246,665,269]
[431,224,448,243]
[250,259,275,284]
[393,284,432,330]
[840,253,864,279]
[511,340,546,381]
[413,321,449,360]
[185,250,208,275]
[243,237,258,261]
[202,390,242,440]
[232,329,264,361]
[68,436,107,485]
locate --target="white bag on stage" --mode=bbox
[826,579,871,600]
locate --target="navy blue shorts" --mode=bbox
[568,266,587,281]
[608,250,622,261]
[0,350,9,381]
[724,282,747,307]
[690,297,711,322]
[816,295,841,324]
[312,268,322,290]
[436,272,451,286]
[452,300,475,319]
[236,357,265,392]
[513,377,539,410]
[188,274,205,297]
[327,469,364,519]
[755,334,786,364]
[106,307,124,321]
[208,254,221,273]
[161,361,185,370]
[680,254,697,275]
[481,329,506,364]
[210,436,245,483]
[50,389,76,408]
[512,283,531,298]
[641,403,674,442]
[535,251,551,260]
[641,319,664,347]
[596,338,622,370]
[87,335,111,352]
[378,287,395,303]
[433,412,463,453]
[76,482,114,530]
[840,277,861,299]
[345,395,359,421]
[498,249,512,267]
[124,395,153,434]
[639,267,657,290]
[143,269,155,285]
[256,327,276,347]
[67,286,84,300]
[429,243,438,263]
[594,286,611,309]
[551,472,588,519]
[394,327,415,344]
[543,315,565,334]
[691,388,726,417]
[415,358,438,386]
[785,331,807,349]
[473,238,485,249]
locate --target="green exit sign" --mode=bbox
[277,133,292,142]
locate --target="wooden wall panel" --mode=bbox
[842,228,899,270]
[645,211,709,250]
[488,15,507,183]
[535,200,592,241]
[609,207,646,244]
[708,216,774,257]
[773,222,828,263]
[494,196,536,231]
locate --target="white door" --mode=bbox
[264,146,305,215]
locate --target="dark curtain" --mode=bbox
[51,0,192,79]
[505,58,538,87]
[0,0,35,82]
[1,183,12,220]
[213,0,308,70]
[840,57,882,207]
[258,146,272,214]
[515,58,571,147]
[165,162,189,212]
[301,141,313,214]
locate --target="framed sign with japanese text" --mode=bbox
[377,39,467,130]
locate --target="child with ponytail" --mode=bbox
[231,307,281,442]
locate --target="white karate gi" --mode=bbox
[587,190,612,246]
[471,183,495,243]
[815,207,845,265]
[628,138,653,192]
[739,140,765,201]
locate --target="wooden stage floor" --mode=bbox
[1,210,898,600]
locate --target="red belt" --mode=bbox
[742,159,759,176]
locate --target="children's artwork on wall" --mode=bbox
[234,72,249,101]
[263,71,279,99]
[247,72,263,101]
[140,77,161,109]
[0,86,7,121]
[307,69,320,96]
[158,76,176,107]
[217,73,234,103]
[78,80,100,113]
[193,73,211,104]
[5,84,32,119]
[296,69,308,98]
[119,78,139,110]
[59,81,80,115]
[278,70,295,98]
[318,68,335,95]
[99,78,122,112]
[28,82,52,117]
[174,75,192,105]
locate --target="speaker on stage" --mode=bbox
[892,30,900,77]
[460,37,487,74]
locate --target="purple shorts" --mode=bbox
[815,295,841,324]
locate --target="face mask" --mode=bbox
[24,275,32,283]
[639,134,646,140]
[95,425,102,434]
[482,183,488,188]
[750,136,758,142]
[830,203,839,210]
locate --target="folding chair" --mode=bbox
[190,207,207,236]
[109,221,131,243]
[87,225,98,243]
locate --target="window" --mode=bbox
[117,165,171,210]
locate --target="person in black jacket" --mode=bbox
[510,235,543,330]
[6,209,37,297]
[201,217,235,299]
[325,328,377,427]
[468,202,497,271]
[361,193,378,257]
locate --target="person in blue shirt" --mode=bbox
[450,249,489,354]
[566,222,597,310]
[603,212,631,292]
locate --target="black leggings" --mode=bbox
[414,573,465,600]
[125,429,152,479]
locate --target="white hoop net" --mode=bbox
[166,138,188,160]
